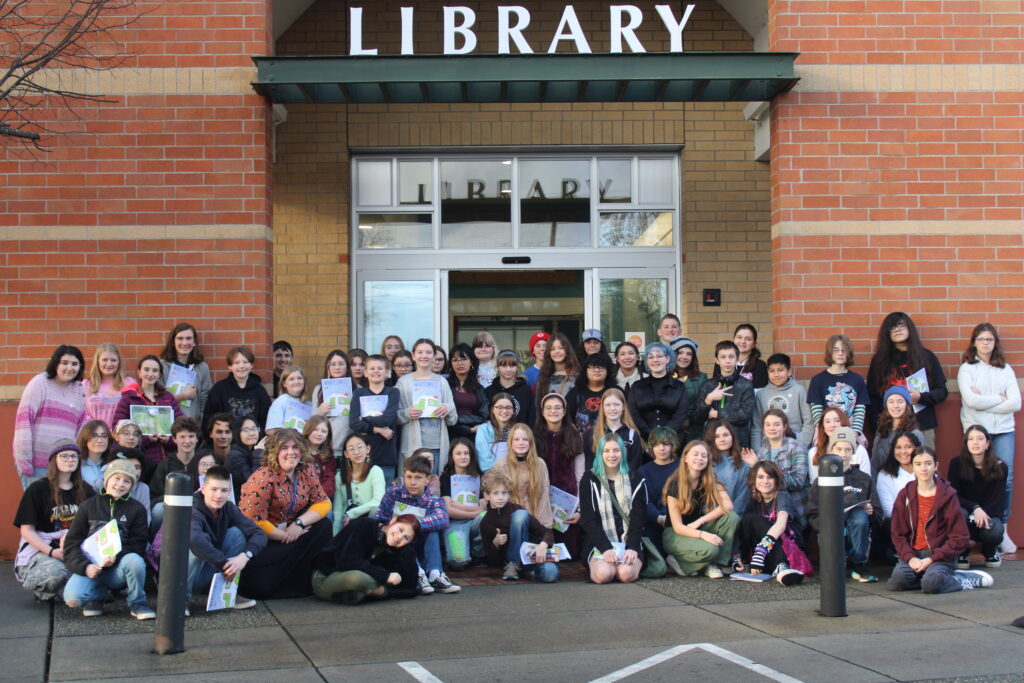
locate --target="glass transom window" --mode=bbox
[353,154,677,251]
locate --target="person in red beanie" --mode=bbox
[523,332,550,390]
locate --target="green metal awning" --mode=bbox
[251,52,799,104]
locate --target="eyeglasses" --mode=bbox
[90,434,110,440]
[240,426,259,433]
[345,444,368,452]
[57,453,80,461]
[975,337,995,343]
[647,354,667,361]
[542,404,565,412]
[495,405,514,412]
[393,363,413,370]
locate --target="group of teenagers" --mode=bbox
[10,311,1020,616]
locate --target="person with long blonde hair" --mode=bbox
[661,440,738,578]
[583,388,644,472]
[82,343,131,430]
[491,423,552,527]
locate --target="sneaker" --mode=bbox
[184,607,190,618]
[984,551,1002,568]
[429,572,461,594]
[82,601,104,617]
[773,563,804,587]
[502,562,520,581]
[955,569,994,590]
[665,555,685,577]
[955,553,971,570]
[704,563,724,579]
[1001,530,1017,555]
[130,602,157,620]
[231,596,257,610]
[338,590,365,606]
[849,565,878,583]
[416,572,434,595]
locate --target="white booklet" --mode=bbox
[282,398,313,430]
[206,571,240,611]
[165,364,196,408]
[904,369,929,413]
[393,502,427,519]
[81,519,121,566]
[450,474,480,506]
[520,542,571,565]
[549,486,579,533]
[321,378,353,417]
[359,394,388,418]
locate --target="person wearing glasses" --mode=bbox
[627,342,688,442]
[867,312,948,448]
[76,421,112,491]
[13,440,93,601]
[957,323,1020,554]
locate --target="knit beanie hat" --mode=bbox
[529,331,551,354]
[882,384,913,408]
[669,336,698,355]
[48,439,81,461]
[104,458,138,488]
[828,428,859,453]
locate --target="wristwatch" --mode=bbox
[244,550,254,559]
[294,518,306,529]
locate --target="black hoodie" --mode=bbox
[315,517,419,597]
[203,373,272,433]
[485,376,535,427]
[64,491,149,576]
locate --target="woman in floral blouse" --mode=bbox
[239,428,332,599]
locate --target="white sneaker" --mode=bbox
[231,596,257,610]
[954,569,994,590]
[665,555,685,577]
[704,563,724,579]
[1001,530,1017,555]
[417,572,434,595]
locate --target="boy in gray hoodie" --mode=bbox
[751,354,814,450]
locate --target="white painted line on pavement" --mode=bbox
[398,661,444,683]
[589,642,804,683]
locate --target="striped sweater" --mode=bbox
[13,374,87,475]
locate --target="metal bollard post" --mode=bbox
[154,472,193,654]
[817,454,847,617]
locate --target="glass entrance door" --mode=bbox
[590,268,676,352]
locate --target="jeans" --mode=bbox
[991,432,1015,524]
[64,552,148,607]
[417,530,443,574]
[150,502,165,536]
[187,526,246,599]
[845,507,871,565]
[964,509,1004,557]
[378,466,398,486]
[507,509,559,582]
[445,515,485,567]
[888,550,962,594]
[19,467,48,491]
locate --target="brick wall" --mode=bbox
[273,0,771,372]
[0,1,274,393]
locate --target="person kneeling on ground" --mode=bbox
[188,466,266,614]
[888,446,993,594]
[373,455,460,595]
[312,514,421,605]
[807,428,881,583]
[63,460,154,619]
[479,470,559,583]
[733,461,809,586]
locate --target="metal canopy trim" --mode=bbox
[252,52,799,104]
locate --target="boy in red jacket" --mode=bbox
[888,447,993,593]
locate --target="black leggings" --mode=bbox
[738,512,787,574]
[239,518,332,599]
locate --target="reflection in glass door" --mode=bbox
[358,270,439,353]
[592,268,675,352]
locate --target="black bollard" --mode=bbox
[154,472,193,654]
[817,454,847,617]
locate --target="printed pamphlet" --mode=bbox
[904,368,929,414]
[282,398,313,431]
[358,394,388,418]
[520,542,571,565]
[81,519,121,566]
[549,486,579,533]
[450,474,480,506]
[412,380,443,418]
[590,541,626,561]
[393,502,427,519]
[165,364,196,408]
[730,572,772,582]
[206,571,240,611]
[321,378,353,417]
[130,404,174,436]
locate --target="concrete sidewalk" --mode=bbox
[3,559,1023,682]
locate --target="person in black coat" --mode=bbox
[312,515,421,604]
[626,343,688,441]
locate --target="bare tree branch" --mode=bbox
[0,0,141,147]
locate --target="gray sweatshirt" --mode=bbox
[751,376,814,450]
